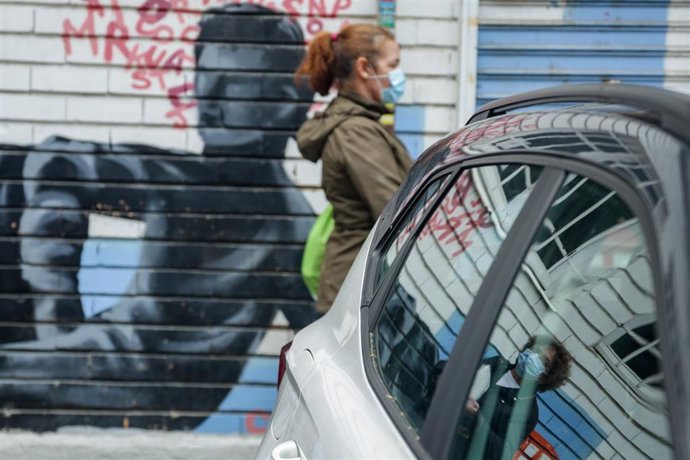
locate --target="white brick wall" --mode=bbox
[0,0,462,213]
[402,48,458,77]
[397,0,458,19]
[31,121,111,145]
[406,77,457,105]
[0,121,33,144]
[1,34,65,63]
[396,0,460,147]
[66,96,144,123]
[0,0,464,180]
[109,125,186,149]
[0,93,66,121]
[32,65,109,93]
[0,5,35,33]
[0,64,31,91]
[397,19,458,47]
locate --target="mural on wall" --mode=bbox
[59,0,354,132]
[0,0,355,433]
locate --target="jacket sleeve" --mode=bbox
[333,122,407,219]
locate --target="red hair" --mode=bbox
[295,24,395,96]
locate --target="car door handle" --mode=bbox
[271,440,303,460]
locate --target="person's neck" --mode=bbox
[510,367,522,384]
[340,81,378,105]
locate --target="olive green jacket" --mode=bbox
[297,91,413,312]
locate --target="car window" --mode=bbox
[451,173,671,460]
[372,164,543,432]
[375,175,450,286]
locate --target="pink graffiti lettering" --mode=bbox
[446,113,540,164]
[62,0,105,56]
[104,2,130,62]
[166,82,197,128]
[180,24,200,42]
[396,173,492,261]
[201,0,351,39]
[126,47,168,92]
[62,0,200,128]
[62,0,351,129]
[136,0,176,42]
[138,0,170,24]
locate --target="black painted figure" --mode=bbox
[0,4,316,430]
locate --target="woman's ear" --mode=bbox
[354,56,371,80]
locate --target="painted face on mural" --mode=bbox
[193,4,312,154]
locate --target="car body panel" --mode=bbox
[259,84,690,460]
[256,228,414,459]
[370,105,689,458]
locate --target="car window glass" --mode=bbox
[451,174,671,460]
[375,175,449,286]
[372,164,543,432]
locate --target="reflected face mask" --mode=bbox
[516,348,545,379]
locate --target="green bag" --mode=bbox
[301,204,335,297]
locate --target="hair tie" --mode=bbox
[331,32,338,42]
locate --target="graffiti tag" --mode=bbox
[395,172,492,259]
[62,0,352,129]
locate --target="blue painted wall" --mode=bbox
[477,0,671,107]
[395,105,427,159]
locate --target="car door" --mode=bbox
[362,157,551,458]
[363,153,681,459]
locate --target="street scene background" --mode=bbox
[0,0,689,457]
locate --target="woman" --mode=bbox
[295,24,413,313]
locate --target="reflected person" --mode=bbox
[455,335,572,460]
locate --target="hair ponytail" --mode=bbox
[295,31,336,96]
[295,24,395,97]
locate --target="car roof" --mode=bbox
[375,84,690,247]
[366,84,690,308]
[469,83,690,144]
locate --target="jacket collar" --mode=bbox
[337,90,390,117]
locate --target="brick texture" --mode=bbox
[0,0,460,435]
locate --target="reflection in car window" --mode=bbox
[453,174,670,460]
[598,315,664,408]
[372,165,543,432]
[533,174,635,270]
[376,175,449,286]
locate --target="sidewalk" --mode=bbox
[0,428,262,460]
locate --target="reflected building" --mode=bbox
[375,109,680,458]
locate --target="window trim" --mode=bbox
[597,314,665,408]
[419,166,565,458]
[365,171,454,308]
[358,166,462,460]
[360,150,672,460]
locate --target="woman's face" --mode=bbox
[374,39,401,80]
[366,38,401,102]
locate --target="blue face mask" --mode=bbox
[516,349,545,380]
[382,67,406,104]
[369,65,406,104]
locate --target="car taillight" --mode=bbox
[277,341,293,388]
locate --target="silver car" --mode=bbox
[256,84,690,460]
